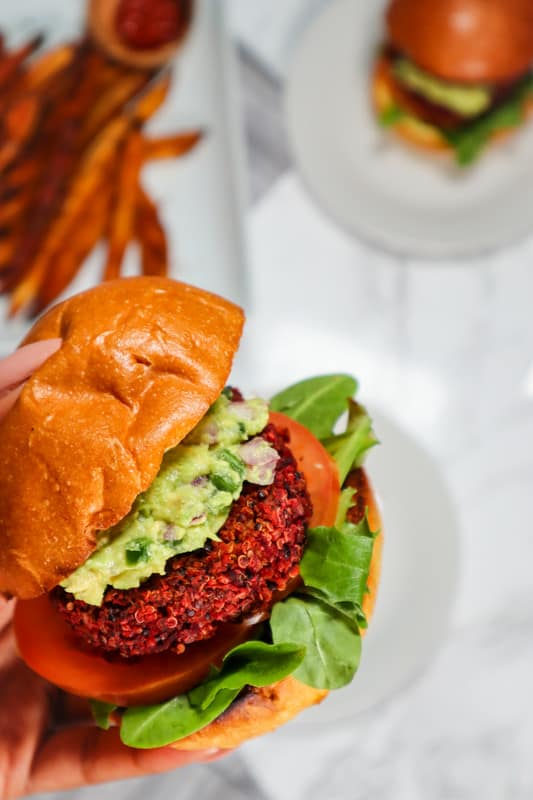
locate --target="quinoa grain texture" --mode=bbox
[53,424,312,658]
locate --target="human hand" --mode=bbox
[0,342,227,799]
[0,340,62,418]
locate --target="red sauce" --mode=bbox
[115,0,192,51]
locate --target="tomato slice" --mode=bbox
[14,595,260,706]
[269,410,340,528]
[14,412,339,706]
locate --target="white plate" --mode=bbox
[286,0,533,259]
[232,327,461,725]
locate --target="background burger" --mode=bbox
[1,277,382,750]
[373,0,533,165]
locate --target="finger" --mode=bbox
[27,726,228,795]
[0,660,51,800]
[0,385,22,418]
[0,596,14,630]
[0,338,61,393]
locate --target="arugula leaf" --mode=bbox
[444,75,533,165]
[120,641,305,748]
[189,641,306,710]
[299,521,374,607]
[271,597,362,689]
[322,400,378,484]
[270,375,357,439]
[90,700,118,731]
[279,514,375,685]
[121,688,240,749]
[303,587,368,629]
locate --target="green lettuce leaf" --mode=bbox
[121,688,240,749]
[268,509,375,691]
[270,374,357,439]
[188,641,306,710]
[302,588,368,629]
[120,641,305,748]
[299,520,374,607]
[335,487,356,528]
[271,597,361,690]
[379,104,406,127]
[444,75,533,165]
[90,700,118,731]
[322,400,378,484]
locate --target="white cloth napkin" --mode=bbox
[228,0,329,78]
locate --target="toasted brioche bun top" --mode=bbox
[0,277,244,599]
[387,0,533,84]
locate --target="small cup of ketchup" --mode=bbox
[88,0,195,69]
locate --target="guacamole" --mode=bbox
[394,59,491,117]
[61,393,278,606]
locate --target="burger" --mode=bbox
[373,0,533,165]
[1,277,382,750]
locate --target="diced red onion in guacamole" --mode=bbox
[239,437,280,486]
[228,401,257,421]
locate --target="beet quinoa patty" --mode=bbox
[53,424,312,659]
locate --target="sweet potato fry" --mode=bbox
[21,44,74,92]
[103,128,144,281]
[0,159,40,198]
[95,58,130,86]
[0,96,40,172]
[82,72,148,143]
[131,72,172,123]
[0,143,16,175]
[135,185,168,277]
[35,189,110,313]
[0,35,44,90]
[6,96,40,139]
[0,230,21,270]
[0,195,30,227]
[8,114,131,315]
[1,36,185,315]
[1,52,106,299]
[0,236,16,264]
[142,130,204,161]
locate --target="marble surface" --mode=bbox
[31,1,533,798]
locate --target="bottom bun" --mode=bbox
[171,467,383,750]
